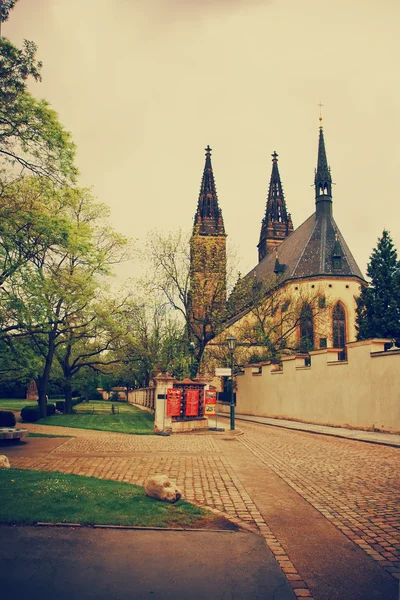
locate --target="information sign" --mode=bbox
[185,389,199,416]
[166,388,182,417]
[215,368,232,377]
[204,390,217,415]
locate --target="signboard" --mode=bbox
[204,390,217,415]
[185,389,199,416]
[215,368,232,377]
[166,388,182,417]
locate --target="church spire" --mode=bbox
[314,119,333,216]
[193,145,225,236]
[257,151,293,262]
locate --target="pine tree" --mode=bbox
[356,230,400,344]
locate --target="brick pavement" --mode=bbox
[238,421,400,582]
[9,420,400,599]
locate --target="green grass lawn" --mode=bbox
[38,402,154,435]
[0,468,230,529]
[0,398,38,411]
[74,400,135,414]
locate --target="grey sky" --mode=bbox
[5,0,400,282]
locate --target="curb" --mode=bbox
[35,522,244,533]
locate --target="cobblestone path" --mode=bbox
[10,420,399,598]
[238,421,400,581]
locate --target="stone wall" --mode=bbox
[218,339,400,433]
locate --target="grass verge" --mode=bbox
[0,469,236,530]
[37,403,154,435]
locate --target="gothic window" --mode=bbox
[333,303,346,349]
[299,303,314,352]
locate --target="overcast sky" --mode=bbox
[5,0,400,281]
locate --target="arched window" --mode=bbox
[300,303,314,352]
[333,303,346,349]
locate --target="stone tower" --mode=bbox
[257,152,293,262]
[189,146,227,339]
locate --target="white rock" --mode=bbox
[144,474,182,503]
[0,455,10,469]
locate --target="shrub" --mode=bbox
[46,403,56,416]
[0,410,16,427]
[56,401,65,413]
[89,391,103,401]
[20,406,41,423]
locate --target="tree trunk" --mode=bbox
[37,335,56,418]
[63,377,73,414]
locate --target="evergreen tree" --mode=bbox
[356,230,400,344]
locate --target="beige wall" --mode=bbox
[220,339,400,433]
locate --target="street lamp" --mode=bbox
[226,336,237,430]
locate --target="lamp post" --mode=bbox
[226,336,237,431]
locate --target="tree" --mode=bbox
[0,0,19,35]
[145,229,236,372]
[0,175,71,290]
[356,230,400,344]
[0,37,77,182]
[54,296,131,412]
[205,275,330,372]
[2,188,130,416]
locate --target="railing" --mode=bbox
[128,387,155,413]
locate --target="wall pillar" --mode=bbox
[154,373,177,434]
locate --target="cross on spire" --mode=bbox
[318,101,324,126]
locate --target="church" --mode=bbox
[189,120,366,371]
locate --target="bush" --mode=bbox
[89,391,103,401]
[56,401,65,413]
[20,405,41,423]
[0,410,16,427]
[46,403,56,416]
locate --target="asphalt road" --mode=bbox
[0,525,296,599]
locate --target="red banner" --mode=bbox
[204,390,217,415]
[185,389,199,416]
[166,388,182,416]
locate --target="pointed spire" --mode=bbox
[193,145,225,236]
[314,119,333,216]
[257,152,293,262]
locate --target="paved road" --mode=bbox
[0,525,295,600]
[4,418,400,600]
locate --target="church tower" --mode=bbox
[189,146,227,339]
[257,152,293,262]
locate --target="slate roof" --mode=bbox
[248,211,365,284]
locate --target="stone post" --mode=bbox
[154,373,177,434]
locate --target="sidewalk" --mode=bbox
[216,413,400,447]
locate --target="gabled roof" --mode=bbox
[249,212,365,284]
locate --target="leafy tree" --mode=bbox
[0,175,71,290]
[0,0,19,33]
[2,189,130,416]
[356,230,400,344]
[0,37,77,182]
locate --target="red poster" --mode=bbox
[185,389,199,416]
[204,390,217,415]
[166,388,182,416]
